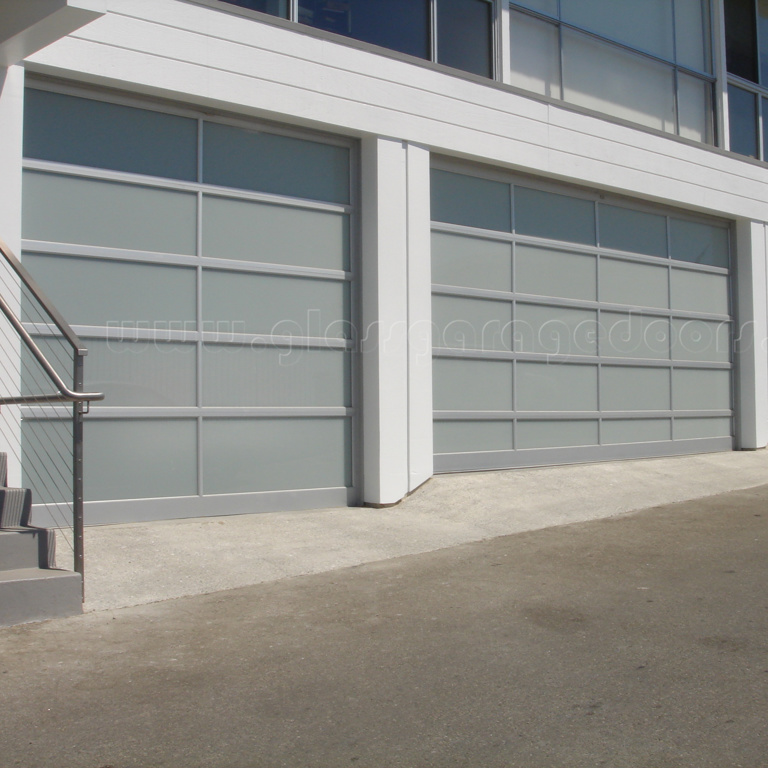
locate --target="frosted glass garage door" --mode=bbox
[21,87,357,522]
[431,167,733,472]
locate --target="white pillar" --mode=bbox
[360,137,433,505]
[734,219,768,450]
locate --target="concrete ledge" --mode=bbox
[0,568,82,626]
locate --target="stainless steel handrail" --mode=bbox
[0,237,103,593]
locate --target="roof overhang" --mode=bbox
[0,0,107,67]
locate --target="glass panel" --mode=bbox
[600,258,669,309]
[202,270,349,338]
[725,0,758,81]
[515,186,596,245]
[437,0,493,77]
[562,29,676,133]
[202,345,350,406]
[85,419,197,501]
[431,232,513,291]
[202,196,349,271]
[678,73,713,143]
[674,417,732,439]
[672,319,731,363]
[434,420,513,453]
[22,171,197,255]
[85,339,197,407]
[297,0,429,60]
[516,362,598,411]
[512,0,558,17]
[22,419,72,504]
[22,254,197,327]
[561,0,674,59]
[728,84,758,157]
[433,358,514,411]
[602,418,671,444]
[516,419,599,449]
[672,369,731,410]
[509,11,562,98]
[600,312,670,360]
[515,244,597,301]
[202,417,350,493]
[761,0,768,85]
[763,97,768,159]
[203,122,350,204]
[431,169,512,232]
[670,269,729,315]
[675,0,711,72]
[432,295,513,351]
[599,205,667,258]
[669,218,729,268]
[218,0,289,16]
[23,89,198,181]
[601,366,671,411]
[515,303,597,356]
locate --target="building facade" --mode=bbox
[1,0,767,525]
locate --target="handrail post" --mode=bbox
[73,353,85,597]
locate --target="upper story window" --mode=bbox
[217,0,494,78]
[508,0,715,144]
[724,0,768,158]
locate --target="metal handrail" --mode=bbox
[0,237,103,593]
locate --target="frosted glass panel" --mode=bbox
[675,0,711,72]
[432,295,512,351]
[431,232,512,291]
[515,245,596,301]
[85,339,197,407]
[202,270,348,338]
[600,258,669,309]
[602,418,671,444]
[202,345,350,406]
[517,419,598,449]
[674,417,732,439]
[434,420,513,453]
[670,269,729,315]
[601,366,671,411]
[433,357,513,411]
[672,369,731,410]
[431,169,512,232]
[672,319,731,363]
[678,73,712,143]
[513,0,558,16]
[669,219,729,268]
[600,312,670,360]
[203,196,349,270]
[203,122,349,204]
[515,187,596,245]
[509,11,562,98]
[515,304,597,356]
[22,171,196,255]
[516,362,598,411]
[24,89,198,181]
[599,205,667,258]
[202,418,350,493]
[562,30,676,133]
[22,254,196,327]
[85,419,197,501]
[561,0,674,59]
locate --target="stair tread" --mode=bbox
[0,567,78,583]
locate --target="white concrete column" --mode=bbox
[0,64,25,486]
[360,137,433,505]
[734,219,768,450]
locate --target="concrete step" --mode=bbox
[0,487,32,528]
[0,568,82,626]
[0,528,54,570]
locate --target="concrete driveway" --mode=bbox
[1,483,767,767]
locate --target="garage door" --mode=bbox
[21,86,357,522]
[431,165,733,472]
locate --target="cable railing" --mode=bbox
[0,237,103,587]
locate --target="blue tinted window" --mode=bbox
[218,0,288,16]
[298,0,430,59]
[437,0,493,77]
[431,169,512,232]
[728,84,758,157]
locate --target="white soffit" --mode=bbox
[0,0,106,66]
